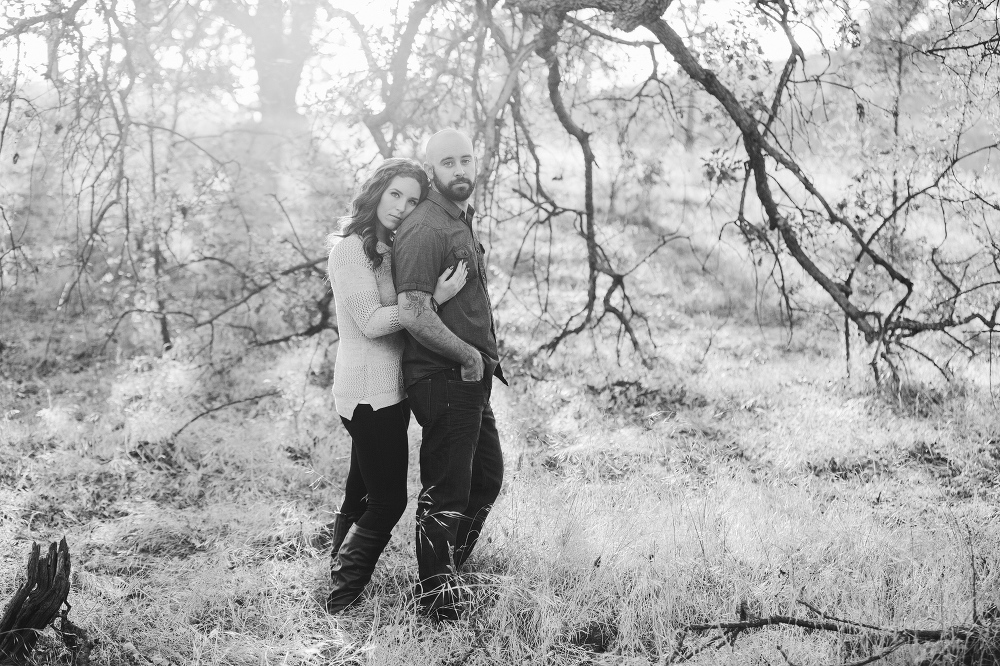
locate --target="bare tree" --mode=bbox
[213,0,321,125]
[3,0,998,380]
[505,0,1000,380]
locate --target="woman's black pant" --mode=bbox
[338,400,410,534]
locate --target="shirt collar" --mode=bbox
[427,189,475,223]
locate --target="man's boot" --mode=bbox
[325,525,391,614]
[414,575,462,622]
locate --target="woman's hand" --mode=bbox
[433,261,468,305]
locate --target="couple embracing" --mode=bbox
[324,129,506,621]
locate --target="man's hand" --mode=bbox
[461,352,484,382]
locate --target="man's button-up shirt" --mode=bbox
[392,189,503,387]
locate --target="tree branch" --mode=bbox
[0,0,88,42]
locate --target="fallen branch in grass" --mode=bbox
[685,614,973,640]
[56,604,92,666]
[666,598,1000,665]
[171,390,281,439]
[0,538,87,665]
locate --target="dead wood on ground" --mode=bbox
[0,538,89,665]
[666,599,1000,665]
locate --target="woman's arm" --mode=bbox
[329,250,402,339]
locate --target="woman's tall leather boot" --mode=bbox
[313,511,356,552]
[325,524,391,614]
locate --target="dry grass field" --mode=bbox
[2,306,998,665]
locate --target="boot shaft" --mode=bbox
[325,524,391,614]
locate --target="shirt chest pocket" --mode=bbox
[451,245,476,276]
[451,244,487,284]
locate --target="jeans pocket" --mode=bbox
[408,379,435,427]
[446,379,484,408]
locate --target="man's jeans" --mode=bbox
[407,368,503,612]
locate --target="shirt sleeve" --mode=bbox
[329,246,402,339]
[393,220,444,295]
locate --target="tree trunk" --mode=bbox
[0,539,72,664]
[215,0,319,127]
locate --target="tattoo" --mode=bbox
[402,291,429,318]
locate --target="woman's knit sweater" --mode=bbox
[328,234,405,420]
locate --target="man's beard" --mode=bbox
[432,170,475,202]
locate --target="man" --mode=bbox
[392,128,507,621]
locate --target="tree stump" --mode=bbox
[0,538,72,664]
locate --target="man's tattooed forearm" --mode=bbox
[403,291,428,318]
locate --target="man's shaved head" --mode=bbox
[425,129,473,164]
[423,129,477,204]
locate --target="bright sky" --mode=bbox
[313,0,851,92]
[1,0,852,110]
[662,0,853,59]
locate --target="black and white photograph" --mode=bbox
[1,0,1000,663]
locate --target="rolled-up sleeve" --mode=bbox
[393,221,444,295]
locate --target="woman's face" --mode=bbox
[376,176,422,234]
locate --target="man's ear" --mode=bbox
[423,163,433,180]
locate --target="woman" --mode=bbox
[324,158,467,613]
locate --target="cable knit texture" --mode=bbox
[328,234,405,420]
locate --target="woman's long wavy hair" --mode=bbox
[329,158,429,269]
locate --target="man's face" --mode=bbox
[425,134,476,203]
